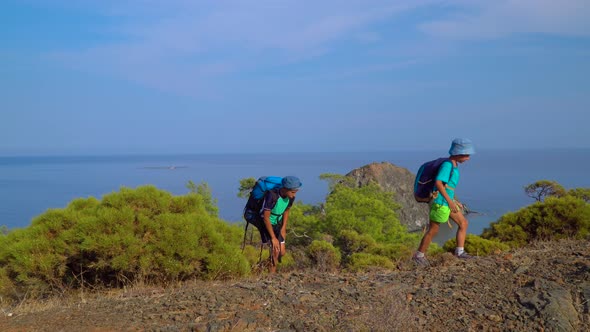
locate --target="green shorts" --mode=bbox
[429,204,451,223]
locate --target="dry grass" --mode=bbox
[2,290,85,316]
[0,277,179,317]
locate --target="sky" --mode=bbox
[1,0,589,155]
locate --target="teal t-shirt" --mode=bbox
[270,196,290,225]
[432,161,460,206]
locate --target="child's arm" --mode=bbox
[435,180,459,213]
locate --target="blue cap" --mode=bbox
[282,176,302,190]
[449,138,475,156]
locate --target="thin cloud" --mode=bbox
[46,1,429,96]
[420,0,590,39]
[45,0,590,98]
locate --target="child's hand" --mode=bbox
[272,238,280,252]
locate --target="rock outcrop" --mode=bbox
[345,162,428,232]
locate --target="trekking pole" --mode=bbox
[269,242,276,268]
[241,222,249,251]
[258,243,264,264]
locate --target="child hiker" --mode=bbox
[413,138,475,266]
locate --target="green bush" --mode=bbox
[482,195,590,247]
[307,240,341,272]
[277,252,297,273]
[280,178,420,271]
[242,244,266,267]
[321,182,406,242]
[335,230,377,260]
[569,188,590,203]
[443,234,510,256]
[286,203,325,247]
[346,253,394,272]
[368,242,415,262]
[0,185,249,300]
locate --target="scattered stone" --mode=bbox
[0,239,588,332]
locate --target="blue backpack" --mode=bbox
[414,158,450,202]
[243,176,283,222]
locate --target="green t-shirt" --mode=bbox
[270,195,290,225]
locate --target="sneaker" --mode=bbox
[412,254,430,267]
[455,251,474,259]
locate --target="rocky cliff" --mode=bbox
[345,161,429,232]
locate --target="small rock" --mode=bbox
[488,314,502,322]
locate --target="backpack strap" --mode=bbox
[434,160,455,192]
[262,189,280,212]
[441,160,455,185]
[264,189,295,219]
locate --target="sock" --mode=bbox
[415,251,425,258]
[455,247,464,255]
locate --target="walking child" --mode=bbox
[413,138,475,266]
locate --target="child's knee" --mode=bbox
[457,218,469,229]
[426,224,440,236]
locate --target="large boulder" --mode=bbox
[345,162,428,232]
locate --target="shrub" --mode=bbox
[277,252,297,273]
[286,203,325,247]
[524,180,566,202]
[0,266,16,301]
[569,188,590,203]
[282,178,421,271]
[307,240,341,272]
[368,242,415,262]
[0,185,249,300]
[241,244,266,267]
[346,253,394,272]
[335,230,377,261]
[321,182,407,242]
[443,234,510,256]
[482,195,590,247]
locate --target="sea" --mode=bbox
[1,149,588,245]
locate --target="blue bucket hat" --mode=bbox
[282,176,302,190]
[449,138,475,156]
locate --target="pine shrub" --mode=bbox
[0,185,249,300]
[307,240,341,272]
[443,234,510,256]
[346,253,394,272]
[482,195,590,247]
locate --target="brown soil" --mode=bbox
[1,239,589,332]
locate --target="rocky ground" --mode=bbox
[1,239,589,332]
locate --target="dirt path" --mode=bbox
[1,239,589,331]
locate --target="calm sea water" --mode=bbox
[1,149,588,244]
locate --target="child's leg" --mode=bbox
[280,242,286,257]
[417,203,449,254]
[269,226,285,273]
[450,211,469,248]
[418,221,440,253]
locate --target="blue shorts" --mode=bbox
[260,223,285,245]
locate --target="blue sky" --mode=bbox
[1,0,589,155]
